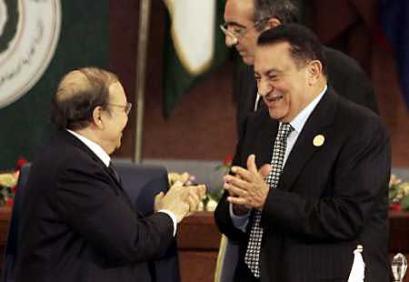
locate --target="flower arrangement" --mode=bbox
[389,174,409,212]
[0,157,28,207]
[0,172,17,206]
[208,154,233,202]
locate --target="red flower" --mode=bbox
[6,198,14,207]
[389,202,402,211]
[223,154,233,166]
[15,156,28,171]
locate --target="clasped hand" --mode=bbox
[154,181,206,223]
[224,154,271,210]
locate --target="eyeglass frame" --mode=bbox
[106,102,132,115]
[219,18,270,44]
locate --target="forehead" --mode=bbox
[224,0,254,23]
[254,42,295,73]
[108,82,126,102]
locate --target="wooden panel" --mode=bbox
[178,211,221,250]
[179,251,218,282]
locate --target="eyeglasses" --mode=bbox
[107,102,132,115]
[219,19,270,47]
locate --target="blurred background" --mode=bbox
[1,0,408,183]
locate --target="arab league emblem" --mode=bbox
[0,0,61,109]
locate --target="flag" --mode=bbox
[379,0,409,108]
[162,0,228,117]
[0,0,109,170]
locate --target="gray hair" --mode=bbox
[254,0,300,31]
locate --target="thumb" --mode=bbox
[259,164,271,178]
[246,154,258,174]
[155,191,165,201]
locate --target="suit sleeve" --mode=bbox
[344,65,379,114]
[53,160,174,263]
[260,118,390,242]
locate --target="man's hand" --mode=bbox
[223,154,271,210]
[168,172,195,185]
[154,182,206,222]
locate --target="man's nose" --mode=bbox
[224,33,238,47]
[257,80,272,96]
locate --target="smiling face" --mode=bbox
[224,0,260,65]
[254,42,320,122]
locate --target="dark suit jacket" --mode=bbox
[215,89,390,282]
[15,130,175,282]
[235,46,379,137]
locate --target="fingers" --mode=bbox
[230,155,258,182]
[224,174,249,190]
[196,184,207,199]
[224,176,248,196]
[168,172,193,185]
[246,154,258,174]
[227,195,248,206]
[186,190,201,212]
[259,164,272,178]
[180,185,207,213]
[230,166,252,182]
[155,191,164,202]
[169,181,183,190]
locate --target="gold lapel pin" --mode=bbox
[313,134,325,147]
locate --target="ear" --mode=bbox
[265,17,281,30]
[92,106,105,129]
[306,60,323,85]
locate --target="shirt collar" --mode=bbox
[287,84,327,134]
[66,129,111,167]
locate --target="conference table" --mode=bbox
[0,208,408,281]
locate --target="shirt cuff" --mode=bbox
[158,209,177,236]
[229,203,250,232]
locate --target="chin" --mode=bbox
[268,109,287,121]
[242,56,254,66]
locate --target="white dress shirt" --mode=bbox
[66,129,178,236]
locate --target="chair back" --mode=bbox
[114,162,180,282]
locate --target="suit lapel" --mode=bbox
[58,130,130,199]
[279,89,338,192]
[253,110,278,167]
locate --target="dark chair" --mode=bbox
[2,162,180,282]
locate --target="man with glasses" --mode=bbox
[16,67,206,282]
[221,0,378,136]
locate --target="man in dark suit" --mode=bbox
[215,25,390,281]
[221,0,378,136]
[15,67,205,282]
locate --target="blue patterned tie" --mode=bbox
[244,122,293,278]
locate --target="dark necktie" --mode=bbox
[244,122,293,278]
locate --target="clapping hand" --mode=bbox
[155,181,206,222]
[223,154,271,210]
